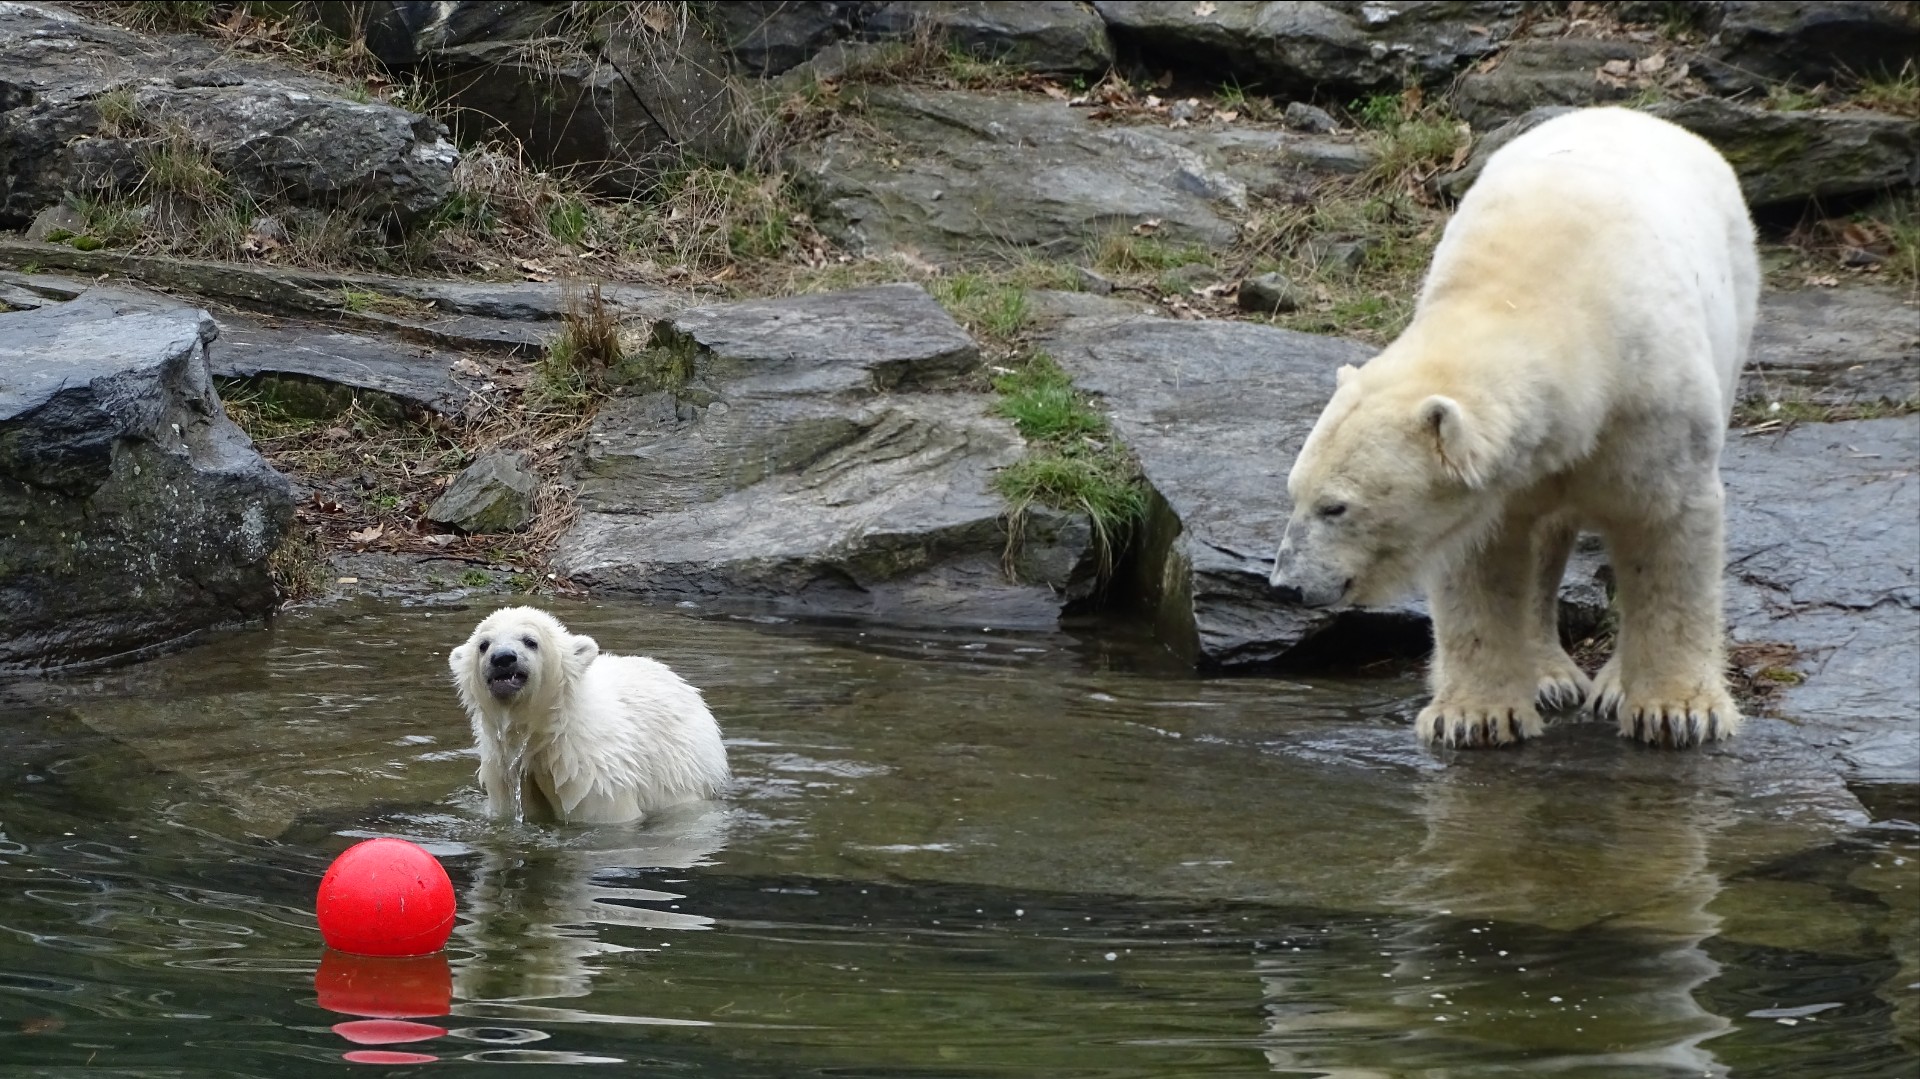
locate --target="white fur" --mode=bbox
[448,606,731,823]
[1269,107,1758,750]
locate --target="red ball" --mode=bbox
[316,838,456,957]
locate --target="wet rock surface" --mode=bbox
[1742,285,1920,406]
[0,289,292,673]
[1721,417,1919,785]
[0,2,458,228]
[790,86,1370,263]
[553,284,1097,627]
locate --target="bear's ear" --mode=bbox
[448,644,469,674]
[1335,364,1359,388]
[1416,395,1491,488]
[566,634,600,678]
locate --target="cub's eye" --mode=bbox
[477,639,490,653]
[522,635,538,650]
[1317,502,1348,520]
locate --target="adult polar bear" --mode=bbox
[1269,107,1759,749]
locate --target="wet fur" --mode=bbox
[448,606,731,823]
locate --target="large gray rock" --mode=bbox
[428,449,538,533]
[790,86,1370,263]
[0,3,458,227]
[1703,1,1920,94]
[1043,316,1610,669]
[1092,0,1523,97]
[0,290,293,674]
[706,0,886,76]
[1721,417,1919,785]
[1452,37,1651,128]
[1742,286,1920,407]
[553,284,1096,627]
[420,20,742,190]
[865,1,1115,75]
[1439,101,1920,209]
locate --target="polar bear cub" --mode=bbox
[449,606,730,823]
[1269,107,1759,749]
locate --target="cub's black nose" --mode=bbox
[489,648,518,670]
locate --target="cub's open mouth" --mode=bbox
[487,671,528,699]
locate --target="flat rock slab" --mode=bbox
[552,284,1096,628]
[1043,316,1609,669]
[1742,286,1919,407]
[1721,417,1919,786]
[790,86,1370,264]
[212,311,483,417]
[0,288,292,673]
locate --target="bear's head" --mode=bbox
[1270,363,1506,608]
[449,606,600,714]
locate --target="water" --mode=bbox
[1,599,1914,1076]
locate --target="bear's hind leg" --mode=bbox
[1598,484,1742,748]
[1528,515,1591,714]
[1417,513,1555,748]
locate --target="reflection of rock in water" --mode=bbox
[1259,760,1733,1076]
[453,803,731,1004]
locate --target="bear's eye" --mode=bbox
[477,639,490,653]
[1317,502,1348,520]
[521,635,538,650]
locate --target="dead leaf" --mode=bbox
[639,3,677,33]
[1132,219,1163,235]
[425,533,458,547]
[348,525,384,544]
[1214,109,1239,123]
[449,358,487,378]
[1601,58,1633,77]
[1638,52,1667,74]
[1041,82,1070,101]
[516,258,555,282]
[1805,274,1839,288]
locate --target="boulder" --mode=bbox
[0,290,293,674]
[1702,1,1920,94]
[864,1,1115,76]
[428,449,539,533]
[1451,37,1651,128]
[418,19,742,190]
[1439,101,1920,209]
[789,86,1370,263]
[1237,270,1304,313]
[552,283,1098,627]
[0,3,457,228]
[706,0,886,76]
[1092,0,1523,98]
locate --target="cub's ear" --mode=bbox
[1335,364,1359,388]
[1416,395,1492,488]
[448,644,470,674]
[566,633,600,676]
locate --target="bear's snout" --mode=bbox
[485,646,530,699]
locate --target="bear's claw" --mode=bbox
[1415,701,1544,748]
[1592,674,1743,748]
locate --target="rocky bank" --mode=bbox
[0,1,1913,791]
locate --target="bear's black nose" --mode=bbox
[489,648,518,670]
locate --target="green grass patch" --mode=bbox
[988,352,1145,580]
[1094,233,1212,276]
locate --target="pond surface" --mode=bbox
[1,599,1914,1077]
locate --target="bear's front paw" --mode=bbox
[1606,686,1742,748]
[1415,698,1544,748]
